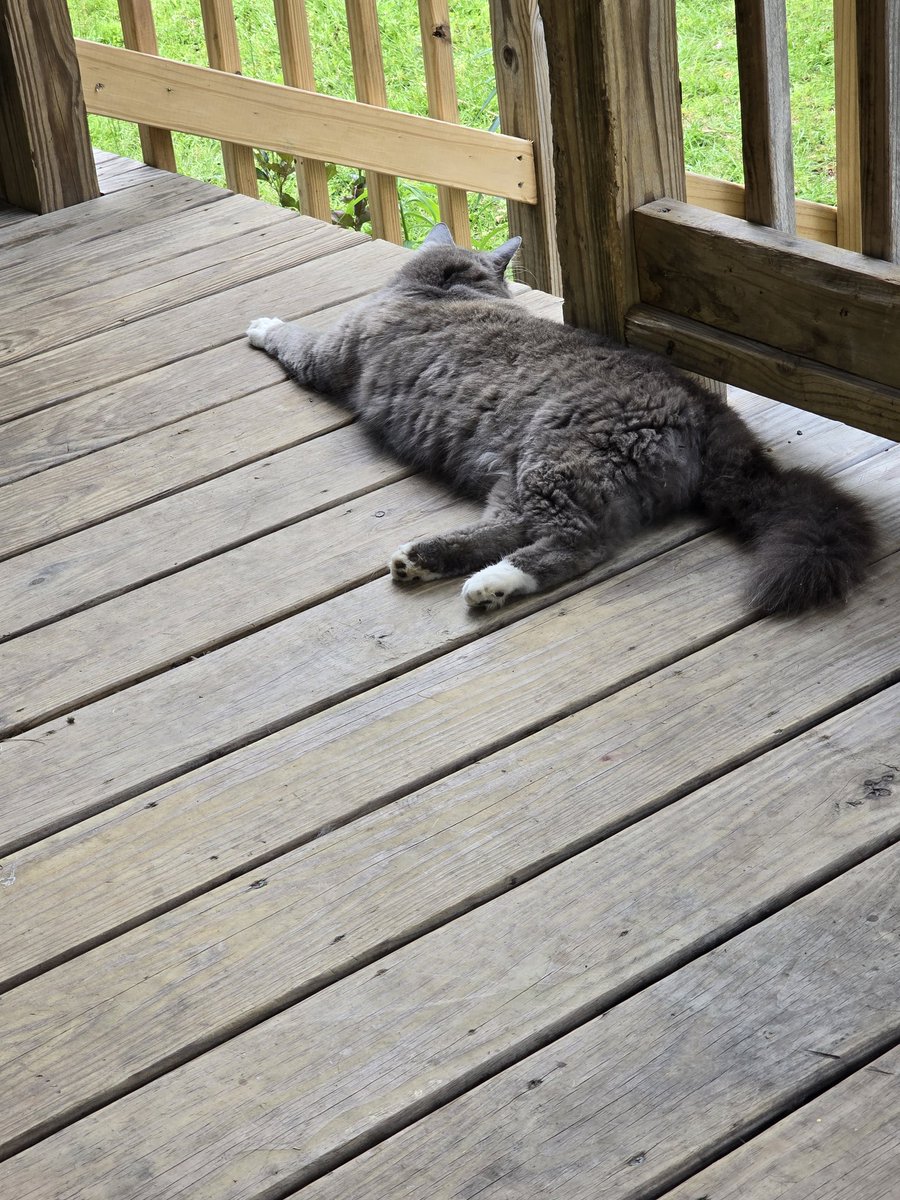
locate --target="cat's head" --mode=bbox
[391,223,523,299]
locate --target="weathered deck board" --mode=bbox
[0,155,897,1199]
[299,850,899,1200]
[0,235,405,422]
[2,399,887,723]
[1,680,896,1158]
[663,1045,900,1200]
[2,214,362,369]
[2,459,896,976]
[1,191,280,313]
[2,817,896,1195]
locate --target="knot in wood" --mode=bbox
[432,22,451,41]
[502,44,517,69]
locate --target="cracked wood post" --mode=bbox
[537,0,685,339]
[0,0,99,211]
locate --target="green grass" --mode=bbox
[69,0,839,244]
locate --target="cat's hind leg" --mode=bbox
[462,463,618,610]
[391,516,527,583]
[462,535,608,610]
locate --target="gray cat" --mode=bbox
[247,223,874,614]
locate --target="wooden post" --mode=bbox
[856,0,900,262]
[0,0,99,211]
[537,0,685,338]
[117,0,177,172]
[734,0,796,232]
[489,0,561,294]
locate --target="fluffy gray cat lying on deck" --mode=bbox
[247,223,873,614]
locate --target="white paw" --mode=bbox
[462,560,538,610]
[247,316,284,348]
[390,543,442,582]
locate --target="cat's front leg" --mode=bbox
[247,316,323,387]
[246,316,285,350]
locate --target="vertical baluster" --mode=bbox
[345,0,403,242]
[417,0,471,244]
[116,0,176,172]
[833,0,862,249]
[856,0,899,261]
[489,0,560,293]
[734,0,796,232]
[273,0,332,222]
[198,0,259,196]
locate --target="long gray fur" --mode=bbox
[247,224,874,614]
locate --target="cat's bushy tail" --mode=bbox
[697,402,877,614]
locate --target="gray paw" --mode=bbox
[390,544,442,583]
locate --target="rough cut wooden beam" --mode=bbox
[75,40,537,203]
[0,0,98,212]
[856,0,900,261]
[634,199,900,391]
[626,304,900,441]
[489,0,561,294]
[116,0,176,173]
[538,0,685,338]
[734,0,796,232]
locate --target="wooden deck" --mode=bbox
[0,153,897,1200]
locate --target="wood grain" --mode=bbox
[489,0,561,292]
[2,676,896,1152]
[634,199,900,390]
[686,172,837,243]
[0,233,399,426]
[539,0,685,337]
[345,0,404,243]
[2,790,896,1192]
[664,1045,900,1200]
[833,0,862,250]
[198,0,259,197]
[856,0,900,261]
[273,0,333,222]
[0,211,351,370]
[418,0,471,244]
[626,304,900,440]
[76,38,538,203]
[300,851,900,1200]
[734,0,795,231]
[116,0,177,172]
[1,453,895,971]
[0,427,420,732]
[0,0,98,211]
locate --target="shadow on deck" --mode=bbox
[0,153,897,1200]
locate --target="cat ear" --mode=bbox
[422,223,456,248]
[488,235,523,273]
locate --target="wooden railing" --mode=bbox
[541,0,898,439]
[4,0,897,440]
[69,0,562,290]
[64,2,880,291]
